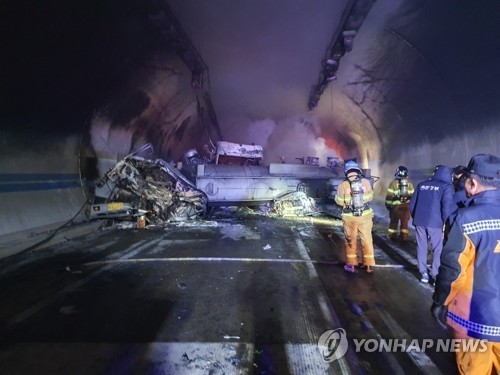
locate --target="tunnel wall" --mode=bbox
[0,133,88,243]
[0,0,218,249]
[0,50,209,248]
[2,0,500,249]
[316,0,500,195]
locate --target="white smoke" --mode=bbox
[220,114,340,166]
[89,111,133,176]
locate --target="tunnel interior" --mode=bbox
[1,0,500,242]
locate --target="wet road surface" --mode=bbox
[0,210,457,374]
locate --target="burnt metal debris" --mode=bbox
[269,191,318,217]
[89,141,378,226]
[90,155,208,224]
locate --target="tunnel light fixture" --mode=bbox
[307,0,376,110]
[343,30,357,52]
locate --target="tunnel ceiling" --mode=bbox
[308,0,376,111]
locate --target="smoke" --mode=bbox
[262,116,340,165]
[89,111,134,176]
[167,0,346,161]
[219,113,342,166]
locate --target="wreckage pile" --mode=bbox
[102,156,207,223]
[269,191,318,217]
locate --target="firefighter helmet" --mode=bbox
[343,160,362,176]
[395,166,408,178]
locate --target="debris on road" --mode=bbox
[90,153,208,224]
[269,191,318,216]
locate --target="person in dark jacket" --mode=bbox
[431,154,500,374]
[452,165,472,209]
[409,165,454,284]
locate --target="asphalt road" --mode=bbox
[0,210,457,374]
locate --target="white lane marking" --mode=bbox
[82,257,405,268]
[348,301,406,375]
[83,257,340,266]
[285,343,333,374]
[6,239,161,327]
[375,304,443,374]
[292,229,353,375]
[294,235,319,280]
[316,294,360,373]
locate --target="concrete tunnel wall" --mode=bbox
[0,134,86,242]
[0,0,216,244]
[313,0,500,189]
[1,0,500,249]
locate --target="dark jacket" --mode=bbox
[409,165,455,228]
[453,189,470,209]
[433,189,500,341]
[453,179,472,209]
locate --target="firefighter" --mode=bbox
[385,166,415,242]
[334,160,375,273]
[431,154,500,374]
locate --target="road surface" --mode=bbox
[0,209,457,374]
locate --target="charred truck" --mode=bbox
[88,141,376,224]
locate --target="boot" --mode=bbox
[361,264,374,273]
[344,264,355,273]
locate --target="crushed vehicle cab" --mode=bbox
[90,152,208,224]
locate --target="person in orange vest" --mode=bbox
[335,160,375,273]
[432,154,500,374]
[385,166,415,242]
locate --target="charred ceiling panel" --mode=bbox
[308,0,376,110]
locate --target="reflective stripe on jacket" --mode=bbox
[335,178,373,217]
[385,178,415,207]
[433,189,500,341]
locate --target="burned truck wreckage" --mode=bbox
[89,142,377,225]
[90,155,208,223]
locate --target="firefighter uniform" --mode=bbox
[335,163,375,272]
[385,167,415,241]
[432,154,500,374]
